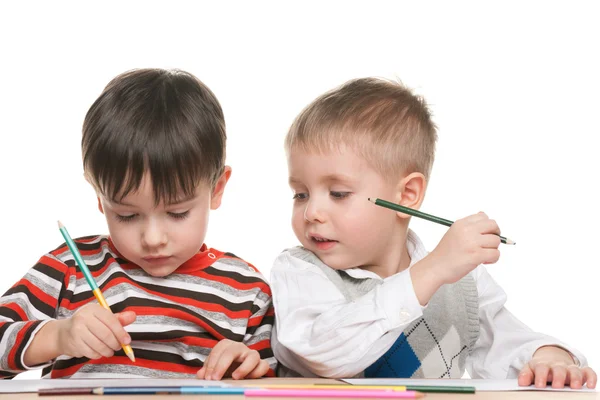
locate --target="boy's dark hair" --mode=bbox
[285,77,437,180]
[82,68,225,205]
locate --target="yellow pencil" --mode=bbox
[58,221,135,362]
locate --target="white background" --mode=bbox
[0,1,598,379]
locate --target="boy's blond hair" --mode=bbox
[285,78,437,180]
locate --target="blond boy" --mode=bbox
[271,78,596,388]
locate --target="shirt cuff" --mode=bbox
[377,270,423,329]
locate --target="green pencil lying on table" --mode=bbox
[368,198,515,245]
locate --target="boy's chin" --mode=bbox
[138,262,180,277]
[311,251,356,271]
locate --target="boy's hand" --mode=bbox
[197,339,269,380]
[56,303,135,360]
[518,346,597,389]
[411,212,501,305]
[429,212,501,284]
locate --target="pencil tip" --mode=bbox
[367,197,376,203]
[57,220,64,229]
[505,238,516,245]
[127,352,136,362]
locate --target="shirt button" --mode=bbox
[399,309,411,323]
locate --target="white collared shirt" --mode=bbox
[270,230,586,378]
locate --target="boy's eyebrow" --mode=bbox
[166,193,197,206]
[112,194,197,207]
[321,174,355,184]
[288,174,355,185]
[112,199,135,207]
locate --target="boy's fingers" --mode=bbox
[89,316,121,351]
[231,350,260,379]
[81,329,112,359]
[196,366,206,379]
[116,311,137,327]
[211,348,239,380]
[480,234,501,249]
[480,249,500,265]
[203,340,230,379]
[79,342,102,360]
[550,365,567,388]
[567,365,583,389]
[478,219,500,235]
[518,365,534,386]
[467,212,489,223]
[97,309,132,346]
[246,359,270,379]
[533,364,551,388]
[583,367,597,389]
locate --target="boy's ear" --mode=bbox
[394,172,427,220]
[86,174,105,215]
[97,197,105,214]
[210,166,232,210]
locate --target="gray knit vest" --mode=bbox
[287,247,480,378]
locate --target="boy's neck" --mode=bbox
[360,227,412,279]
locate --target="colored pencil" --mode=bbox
[245,389,424,398]
[368,197,515,245]
[315,384,475,394]
[58,221,136,362]
[245,384,407,391]
[38,387,93,396]
[92,387,247,395]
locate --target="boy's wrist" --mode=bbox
[23,319,63,367]
[533,345,576,365]
[410,255,444,306]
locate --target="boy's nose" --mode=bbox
[142,221,168,249]
[304,199,325,223]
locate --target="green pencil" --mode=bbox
[368,198,515,245]
[403,385,475,394]
[58,221,136,362]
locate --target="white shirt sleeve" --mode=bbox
[271,250,423,378]
[466,266,588,379]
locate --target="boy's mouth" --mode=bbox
[142,255,173,265]
[310,235,338,250]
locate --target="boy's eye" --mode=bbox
[116,214,138,223]
[168,211,190,220]
[330,191,351,199]
[292,193,308,201]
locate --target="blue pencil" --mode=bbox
[92,387,247,395]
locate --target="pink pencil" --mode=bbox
[245,389,424,398]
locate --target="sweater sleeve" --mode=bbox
[243,279,277,377]
[0,254,68,378]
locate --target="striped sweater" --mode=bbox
[0,235,276,379]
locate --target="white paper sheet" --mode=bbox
[343,378,597,392]
[0,378,229,393]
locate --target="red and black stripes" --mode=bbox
[0,235,276,379]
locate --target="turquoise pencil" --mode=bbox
[58,221,136,362]
[93,387,247,395]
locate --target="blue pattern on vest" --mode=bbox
[365,333,421,378]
